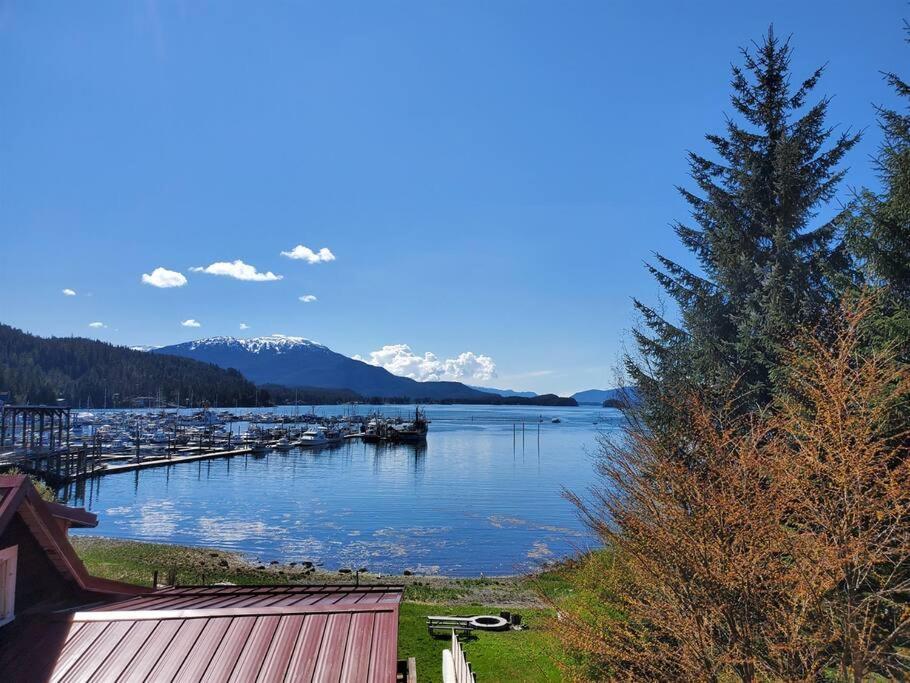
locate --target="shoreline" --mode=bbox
[72,535,566,608]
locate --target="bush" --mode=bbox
[558,300,910,681]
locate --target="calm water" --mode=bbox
[58,404,617,576]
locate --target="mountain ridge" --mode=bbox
[468,385,538,399]
[154,335,494,401]
[571,387,631,404]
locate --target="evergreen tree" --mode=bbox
[844,20,910,455]
[846,20,910,366]
[0,323,265,407]
[628,28,859,431]
[849,21,910,298]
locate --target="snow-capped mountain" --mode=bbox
[178,334,327,355]
[154,335,490,400]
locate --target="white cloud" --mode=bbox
[88,322,107,329]
[299,294,317,303]
[62,288,76,296]
[356,344,497,382]
[280,245,336,264]
[190,260,282,281]
[141,267,188,288]
[181,319,201,328]
[239,322,250,330]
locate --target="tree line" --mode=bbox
[557,23,909,681]
[0,323,263,407]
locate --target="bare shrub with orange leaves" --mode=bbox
[558,300,910,681]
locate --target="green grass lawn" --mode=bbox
[74,537,568,682]
[397,603,562,683]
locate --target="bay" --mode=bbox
[58,404,616,576]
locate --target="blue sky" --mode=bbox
[0,1,906,395]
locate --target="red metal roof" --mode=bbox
[0,477,406,681]
[0,585,403,682]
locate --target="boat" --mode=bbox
[386,408,429,444]
[323,428,343,444]
[551,417,561,424]
[361,419,384,444]
[298,427,329,448]
[274,435,294,451]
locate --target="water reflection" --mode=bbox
[59,404,616,575]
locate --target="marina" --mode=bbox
[43,403,616,576]
[0,403,435,484]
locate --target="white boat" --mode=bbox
[298,427,328,448]
[274,435,294,451]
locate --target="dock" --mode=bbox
[1,443,261,485]
[92,446,256,476]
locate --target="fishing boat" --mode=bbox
[361,419,385,444]
[386,408,429,444]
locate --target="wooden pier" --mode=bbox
[1,442,258,485]
[93,446,255,476]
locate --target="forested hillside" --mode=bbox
[0,324,262,407]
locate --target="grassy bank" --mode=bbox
[398,603,562,683]
[73,536,570,682]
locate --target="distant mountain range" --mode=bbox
[571,387,633,404]
[154,335,496,401]
[469,385,538,399]
[0,325,580,406]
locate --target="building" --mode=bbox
[0,475,414,681]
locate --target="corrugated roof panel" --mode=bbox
[367,611,399,683]
[49,621,110,682]
[171,615,234,682]
[199,617,257,683]
[282,613,329,682]
[145,617,210,681]
[88,619,158,680]
[254,614,305,682]
[228,615,281,682]
[116,619,183,680]
[311,612,353,682]
[0,585,403,682]
[57,620,134,683]
[340,611,376,683]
